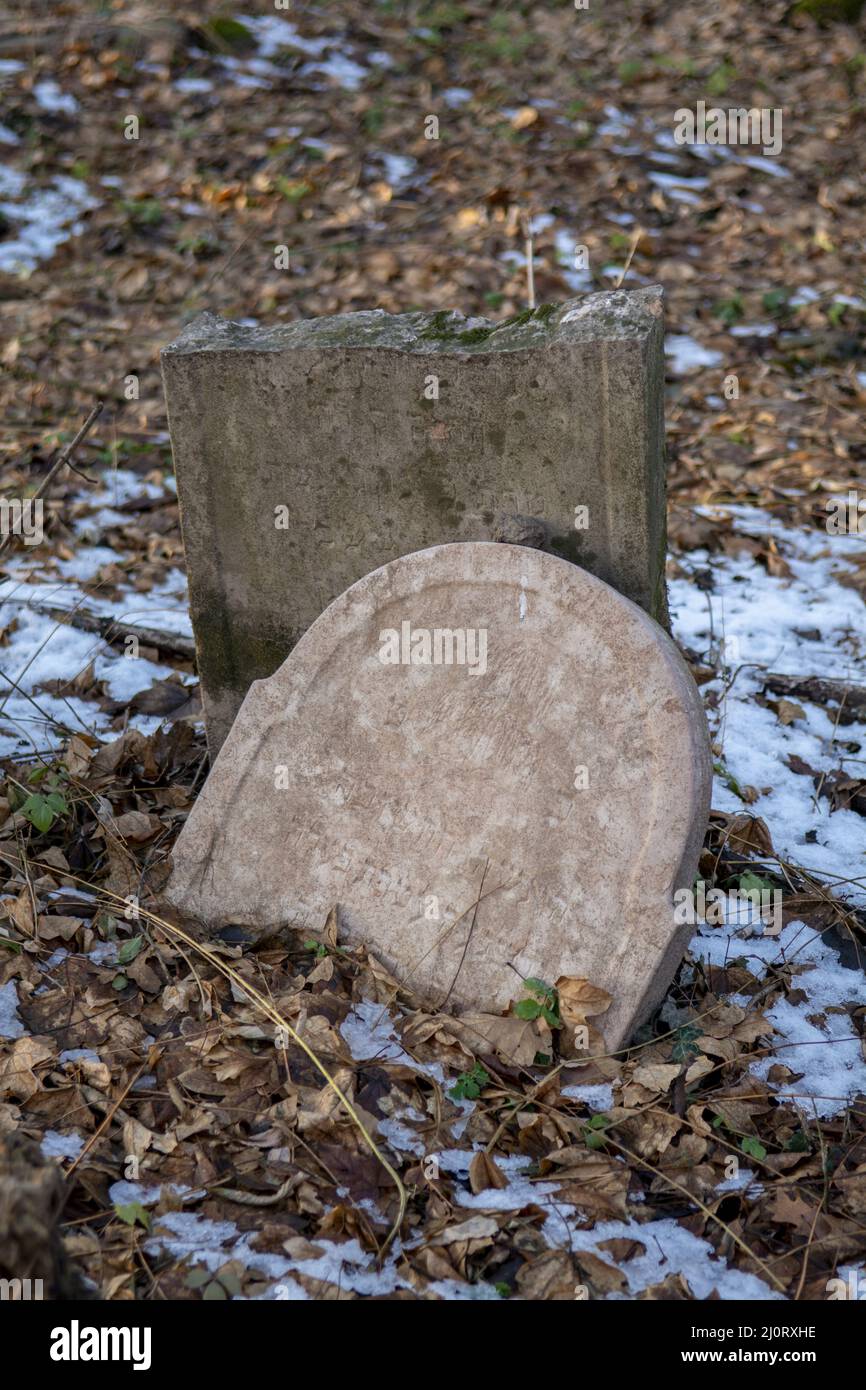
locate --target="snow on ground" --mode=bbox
[670,507,866,1119]
[40,1129,85,1160]
[688,903,866,1120]
[0,469,195,758]
[213,15,370,93]
[0,977,25,1038]
[670,507,866,903]
[138,1144,782,1301]
[0,166,98,275]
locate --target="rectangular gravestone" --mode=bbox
[161,285,667,752]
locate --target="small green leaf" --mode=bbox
[784,1131,810,1153]
[738,871,775,895]
[740,1136,767,1161]
[204,16,255,52]
[117,936,144,965]
[185,1267,211,1289]
[111,973,129,991]
[672,1023,702,1062]
[449,1062,490,1101]
[21,793,57,833]
[513,998,543,1020]
[203,1280,228,1300]
[114,1201,150,1230]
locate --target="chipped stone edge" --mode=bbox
[161,286,665,358]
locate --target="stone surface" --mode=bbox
[161,286,667,752]
[166,543,711,1052]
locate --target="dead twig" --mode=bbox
[0,402,103,558]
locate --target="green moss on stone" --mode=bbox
[193,605,292,697]
[794,0,863,19]
[500,308,534,330]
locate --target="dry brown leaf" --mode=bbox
[555,976,613,1025]
[439,1011,551,1068]
[469,1150,509,1194]
[632,1063,681,1094]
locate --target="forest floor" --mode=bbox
[1,0,865,1300]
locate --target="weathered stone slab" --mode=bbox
[161,286,667,752]
[166,543,711,1052]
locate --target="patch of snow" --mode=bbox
[89,940,119,966]
[0,171,97,273]
[717,1166,759,1193]
[554,228,592,293]
[240,14,368,90]
[693,913,866,1119]
[0,979,25,1038]
[376,152,417,190]
[340,1000,444,1082]
[174,77,214,95]
[245,15,329,59]
[432,1148,781,1298]
[33,81,79,115]
[729,323,776,338]
[666,334,723,375]
[597,105,634,138]
[565,1216,782,1300]
[560,1081,614,1109]
[737,153,791,179]
[41,1130,85,1160]
[109,1179,205,1206]
[648,171,709,192]
[672,506,866,1116]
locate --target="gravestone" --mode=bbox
[161,286,667,753]
[166,543,711,1051]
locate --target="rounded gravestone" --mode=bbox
[167,543,712,1050]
